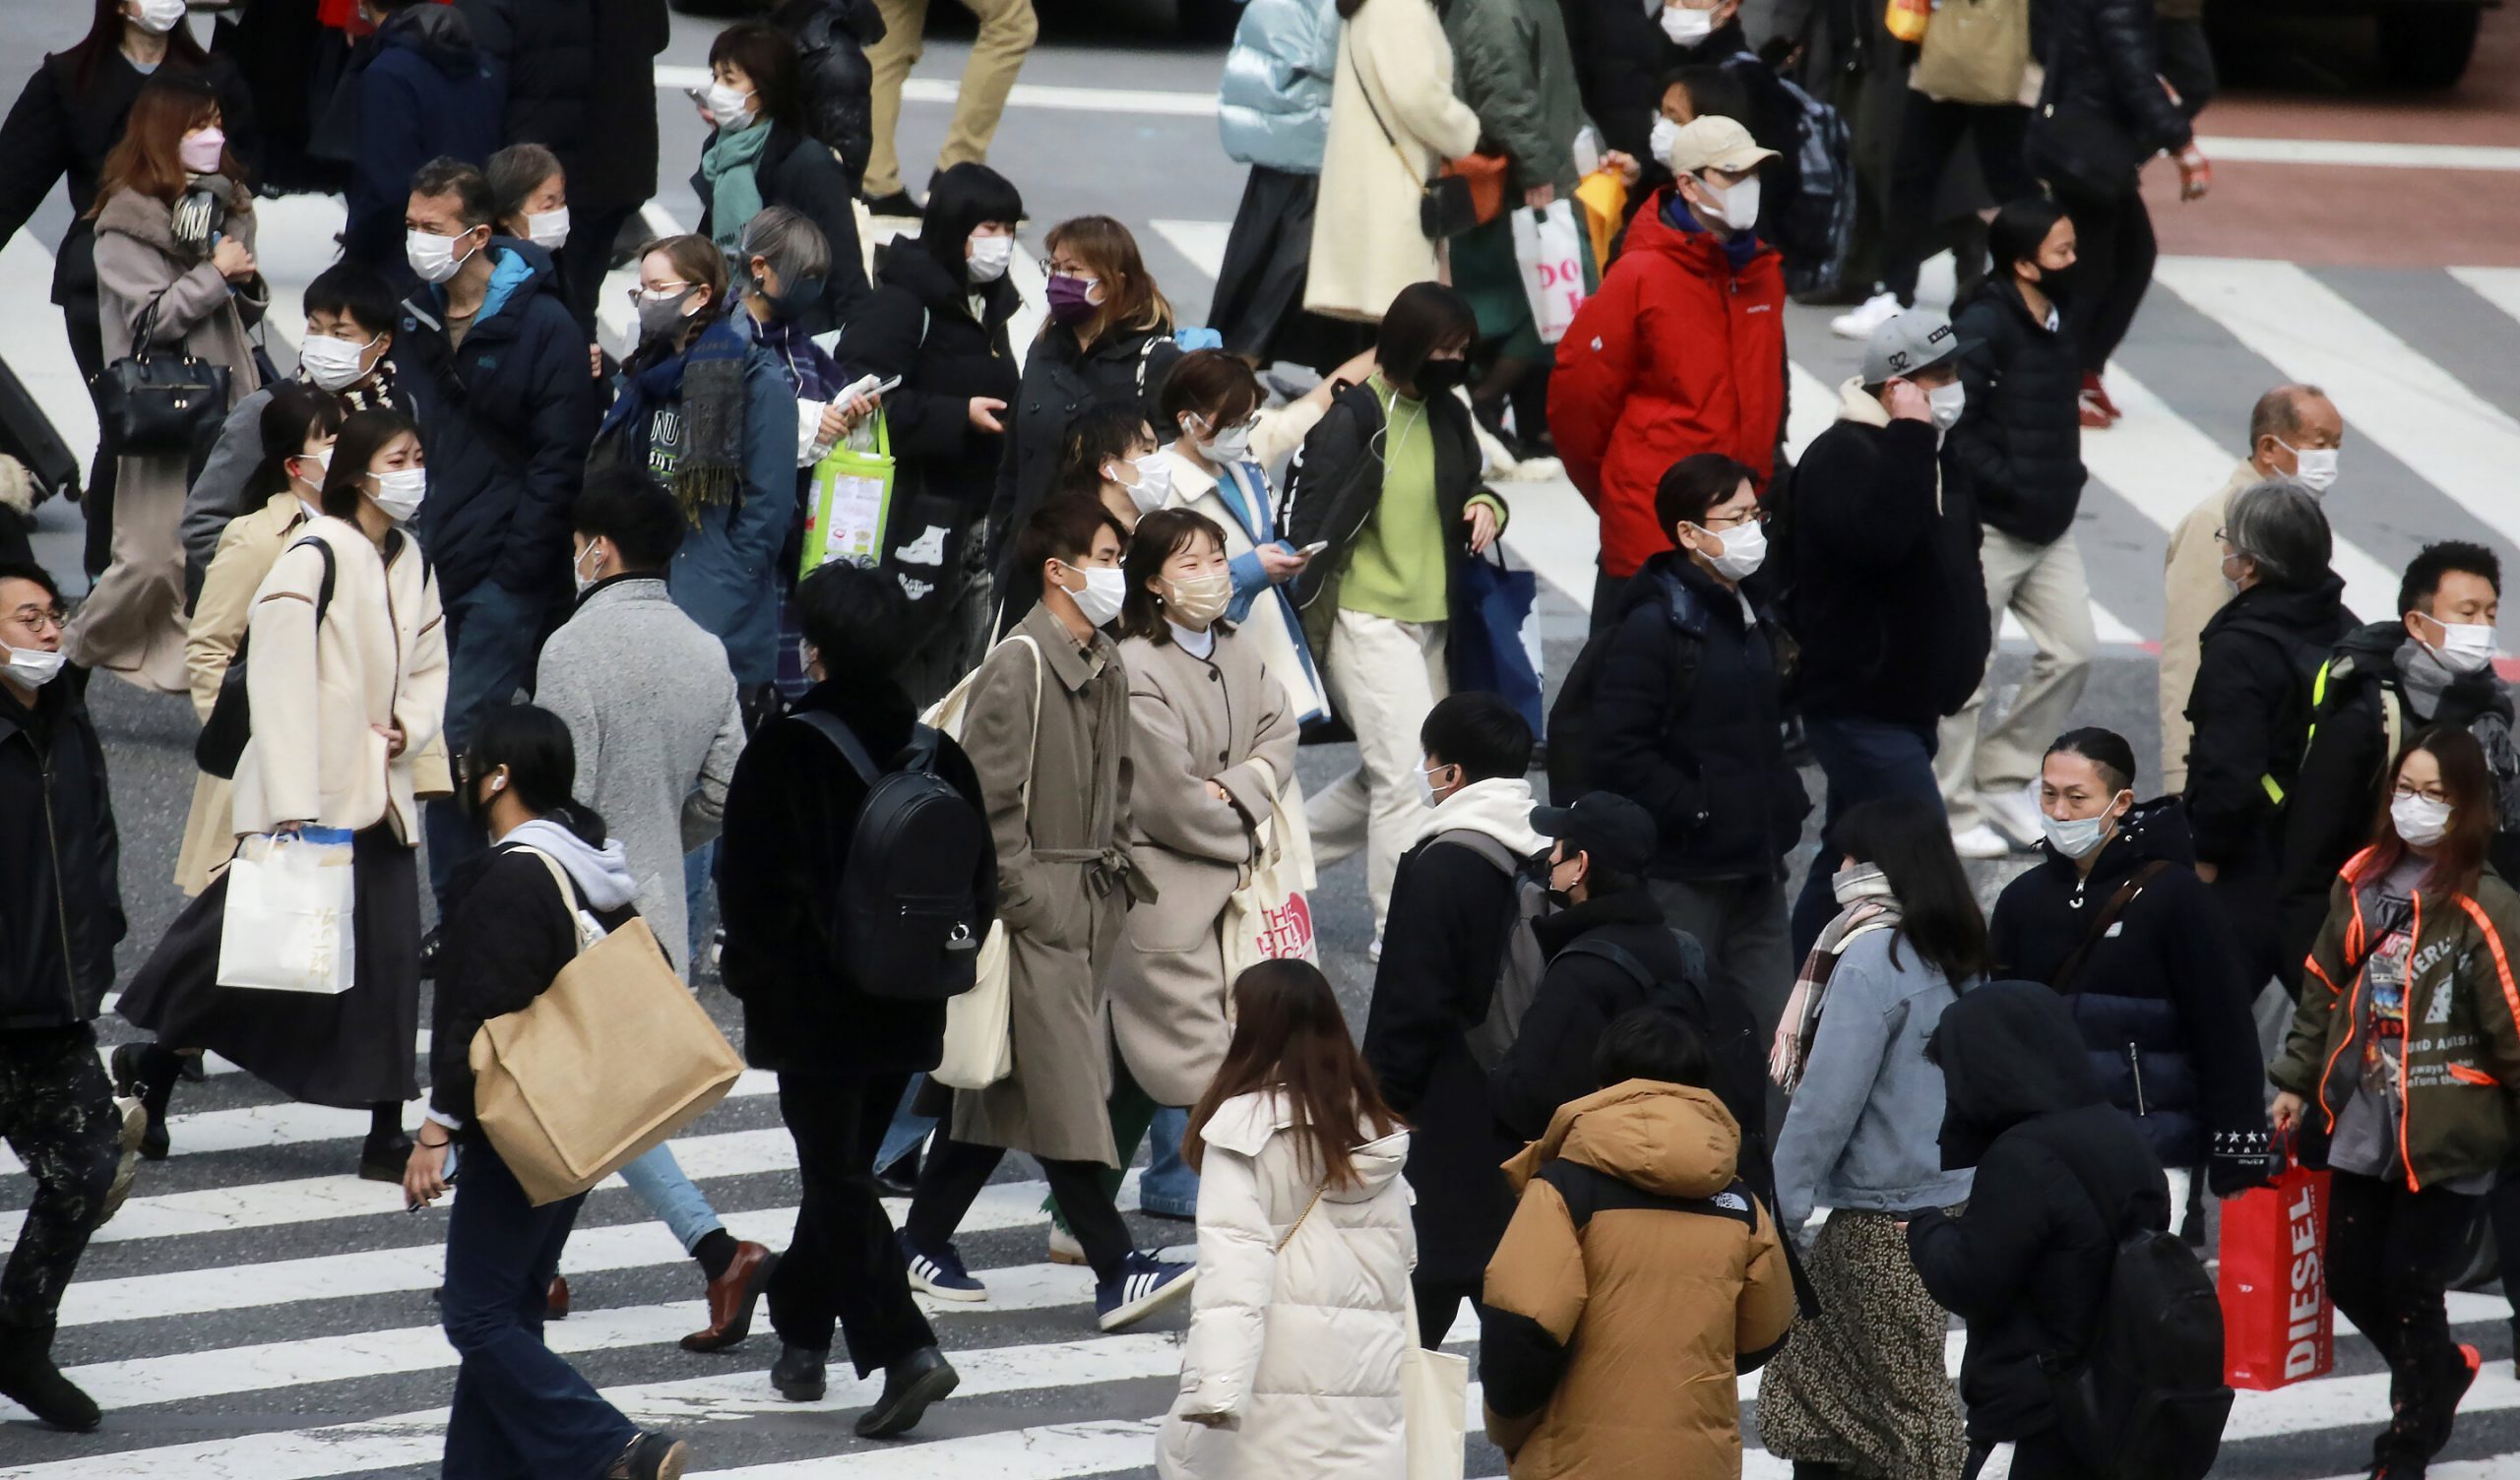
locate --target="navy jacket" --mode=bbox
[396,242,594,611]
[337,5,503,270]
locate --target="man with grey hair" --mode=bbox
[2159,383,2346,790]
[2181,476,2352,987]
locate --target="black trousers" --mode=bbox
[2052,183,2157,375]
[766,1072,936,1375]
[2328,1169,2483,1467]
[555,201,642,341]
[0,1024,119,1330]
[1882,95,2035,304]
[61,290,116,580]
[905,1133,1134,1283]
[1962,1427,2091,1479]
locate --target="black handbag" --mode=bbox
[196,537,335,780]
[92,294,232,456]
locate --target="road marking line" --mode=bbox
[2450,265,2520,332]
[2194,136,2520,172]
[1149,218,1231,280]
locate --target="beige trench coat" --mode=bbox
[1303,0,1482,324]
[950,603,1141,1166]
[1111,626,1300,1107]
[2158,459,2264,792]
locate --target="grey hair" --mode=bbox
[2246,383,2329,453]
[738,205,832,283]
[2225,477,2333,592]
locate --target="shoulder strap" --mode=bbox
[1339,27,1425,182]
[1135,335,1163,397]
[283,536,339,625]
[505,844,597,952]
[1275,1180,1328,1254]
[1562,935,1658,990]
[793,709,881,784]
[2049,859,2173,995]
[1432,828,1521,875]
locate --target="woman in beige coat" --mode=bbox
[65,76,267,693]
[116,409,446,1180]
[1303,0,1482,324]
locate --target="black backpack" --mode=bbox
[195,536,337,779]
[2032,1127,2234,1480]
[792,711,992,1002]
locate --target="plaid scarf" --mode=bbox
[601,316,751,520]
[749,311,847,402]
[1770,867,1903,1091]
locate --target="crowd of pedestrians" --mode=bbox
[0,3,2512,1480]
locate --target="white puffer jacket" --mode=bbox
[1157,1091,1417,1480]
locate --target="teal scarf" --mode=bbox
[701,120,774,251]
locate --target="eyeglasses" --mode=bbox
[1040,260,1095,279]
[2393,783,2452,805]
[1702,509,1769,531]
[7,605,67,635]
[626,282,695,305]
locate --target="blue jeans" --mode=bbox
[1790,714,1944,955]
[440,1138,637,1479]
[1140,1106,1198,1218]
[683,841,718,972]
[616,1143,724,1255]
[423,582,546,909]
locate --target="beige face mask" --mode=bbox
[1164,570,1233,627]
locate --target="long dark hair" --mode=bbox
[247,383,346,504]
[1116,508,1228,645]
[319,407,421,520]
[70,0,214,91]
[2355,725,2496,899]
[1185,961,1402,1192]
[1828,795,1990,982]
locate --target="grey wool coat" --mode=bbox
[1111,624,1297,1107]
[534,576,745,978]
[951,601,1143,1166]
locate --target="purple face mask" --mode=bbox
[1044,273,1100,325]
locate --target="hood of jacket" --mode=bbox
[2032,793,2197,885]
[1504,1079,1741,1200]
[1530,886,1667,957]
[2205,572,2350,647]
[502,818,640,911]
[1199,1090,1413,1203]
[1411,774,1547,855]
[1928,980,2107,1168]
[1835,374,1892,427]
[378,2,482,72]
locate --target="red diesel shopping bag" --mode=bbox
[2219,1154,2332,1389]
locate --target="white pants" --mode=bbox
[1307,609,1447,939]
[1937,527,2097,832]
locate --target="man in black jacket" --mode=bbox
[561,0,668,334]
[1492,791,1774,1207]
[716,563,976,1435]
[1908,981,2171,1478]
[396,157,596,924]
[0,564,127,1433]
[1783,309,1987,952]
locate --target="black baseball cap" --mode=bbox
[1530,792,1658,876]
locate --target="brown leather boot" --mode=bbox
[679,1243,777,1352]
[545,1274,571,1321]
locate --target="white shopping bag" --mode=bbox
[1511,199,1591,344]
[217,830,356,994]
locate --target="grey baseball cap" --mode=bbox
[1859,308,1969,385]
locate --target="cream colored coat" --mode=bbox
[2158,459,2265,793]
[1111,627,1300,1106]
[176,492,314,894]
[229,516,447,844]
[1303,0,1482,323]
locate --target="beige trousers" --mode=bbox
[864,0,1040,198]
[1936,526,2096,832]
[1307,609,1448,941]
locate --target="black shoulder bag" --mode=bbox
[92,293,233,456]
[196,537,338,780]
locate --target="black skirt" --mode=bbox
[1210,166,1370,374]
[119,825,422,1108]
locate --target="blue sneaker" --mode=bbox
[899,1231,986,1302]
[1095,1251,1196,1332]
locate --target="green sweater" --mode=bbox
[1340,378,1449,623]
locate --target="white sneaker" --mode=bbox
[1951,823,2014,860]
[1830,290,1903,340]
[1047,1224,1087,1266]
[1984,790,2048,850]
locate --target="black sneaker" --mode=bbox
[107,1042,169,1159]
[606,1430,689,1480]
[359,1130,413,1183]
[771,1341,827,1402]
[854,1345,958,1438]
[863,189,924,219]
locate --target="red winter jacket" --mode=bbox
[1548,189,1786,580]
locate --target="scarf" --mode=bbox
[701,122,775,253]
[170,173,236,260]
[601,317,752,520]
[335,357,402,414]
[1770,866,1903,1091]
[751,311,846,402]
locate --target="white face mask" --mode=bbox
[130,0,188,34]
[573,543,605,595]
[2392,792,2453,848]
[1,644,67,689]
[1058,562,1127,628]
[1414,762,1454,809]
[967,232,1015,284]
[1107,452,1172,515]
[298,333,377,393]
[1164,570,1234,628]
[2422,617,2497,676]
[1649,116,1683,173]
[2277,440,2339,495]
[707,81,758,129]
[525,208,571,250]
[1927,381,1968,430]
[2042,792,2130,860]
[291,447,330,491]
[1661,3,1718,45]
[1189,416,1254,466]
[406,228,479,286]
[1692,173,1760,234]
[1692,520,1766,581]
[369,466,428,524]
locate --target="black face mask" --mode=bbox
[2026,263,2074,303]
[456,765,495,824]
[1413,356,1470,395]
[761,274,825,320]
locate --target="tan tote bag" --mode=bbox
[1912,0,2031,106]
[469,847,746,1205]
[1401,1283,1471,1479]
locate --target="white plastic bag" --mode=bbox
[1512,199,1590,344]
[217,830,356,995]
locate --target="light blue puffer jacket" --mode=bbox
[1217,0,1342,173]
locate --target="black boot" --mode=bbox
[0,1323,100,1432]
[771,1341,828,1402]
[107,1042,176,1159]
[360,1108,412,1183]
[854,1345,958,1438]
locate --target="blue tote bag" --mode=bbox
[1447,544,1544,739]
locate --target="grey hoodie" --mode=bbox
[503,818,640,913]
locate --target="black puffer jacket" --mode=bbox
[986,320,1181,585]
[1908,982,2170,1443]
[691,120,870,335]
[1283,377,1487,660]
[0,678,121,1030]
[1590,551,1807,883]
[2032,0,2194,193]
[2183,575,2356,873]
[579,0,669,215]
[771,0,887,193]
[458,0,595,171]
[717,678,992,1076]
[1948,277,2087,546]
[1988,799,2267,1173]
[1550,7,1802,227]
[1488,889,1772,1206]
